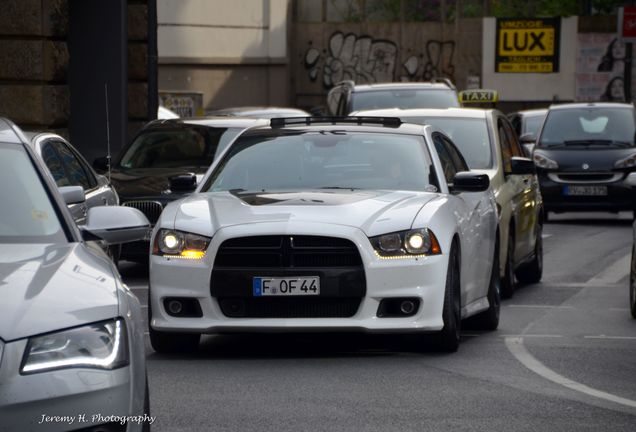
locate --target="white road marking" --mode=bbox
[505,304,574,309]
[585,253,631,286]
[541,234,552,239]
[584,335,636,340]
[506,337,636,409]
[500,334,563,338]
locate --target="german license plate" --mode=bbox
[253,276,320,296]
[563,185,608,196]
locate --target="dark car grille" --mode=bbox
[215,235,362,268]
[123,200,163,224]
[557,173,616,182]
[218,298,361,318]
[212,235,365,318]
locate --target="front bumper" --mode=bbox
[538,171,636,212]
[149,222,449,334]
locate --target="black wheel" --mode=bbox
[501,232,515,299]
[469,243,500,331]
[142,373,151,432]
[630,246,636,319]
[436,245,461,352]
[148,295,200,353]
[516,224,543,284]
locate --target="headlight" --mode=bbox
[533,152,558,169]
[21,319,128,375]
[615,154,636,169]
[153,229,211,259]
[370,229,441,258]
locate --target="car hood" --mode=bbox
[110,167,208,199]
[170,190,438,237]
[535,147,636,171]
[0,243,119,341]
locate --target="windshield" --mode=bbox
[402,117,492,169]
[118,127,243,169]
[0,143,66,243]
[202,131,436,193]
[351,90,460,112]
[538,107,636,148]
[523,114,546,137]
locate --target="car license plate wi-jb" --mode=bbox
[563,185,608,196]
[253,276,320,296]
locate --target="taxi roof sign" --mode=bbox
[458,89,499,104]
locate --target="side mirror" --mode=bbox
[93,156,110,173]
[519,133,537,144]
[81,206,150,244]
[522,143,534,158]
[169,173,197,192]
[452,172,490,192]
[59,185,85,205]
[509,156,537,175]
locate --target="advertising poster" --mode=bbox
[495,18,561,73]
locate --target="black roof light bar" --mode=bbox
[270,116,402,128]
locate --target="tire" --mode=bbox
[148,295,200,353]
[630,247,636,319]
[436,245,461,352]
[516,224,543,284]
[142,373,151,432]
[470,243,500,331]
[501,232,515,299]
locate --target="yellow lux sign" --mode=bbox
[498,28,555,56]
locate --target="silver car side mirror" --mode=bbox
[82,206,150,244]
[59,186,85,205]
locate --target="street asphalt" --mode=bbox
[120,211,636,432]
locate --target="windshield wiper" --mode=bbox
[563,139,633,147]
[319,186,360,190]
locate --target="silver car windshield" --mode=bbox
[119,127,243,169]
[203,132,436,193]
[403,117,493,169]
[351,90,460,112]
[0,143,66,243]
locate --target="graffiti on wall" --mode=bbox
[576,33,633,102]
[401,41,456,81]
[304,31,455,88]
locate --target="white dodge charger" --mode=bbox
[148,117,500,352]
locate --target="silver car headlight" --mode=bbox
[615,154,636,169]
[370,229,442,258]
[533,151,559,169]
[21,319,128,375]
[152,229,211,259]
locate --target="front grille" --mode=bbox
[549,172,623,184]
[219,298,361,318]
[215,235,362,268]
[212,235,365,318]
[123,200,163,224]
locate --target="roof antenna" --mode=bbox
[104,83,112,183]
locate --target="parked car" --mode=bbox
[148,117,499,354]
[93,117,268,262]
[205,106,310,118]
[24,132,119,225]
[354,107,543,297]
[326,79,459,116]
[0,118,151,432]
[532,103,636,218]
[508,108,548,155]
[158,105,179,119]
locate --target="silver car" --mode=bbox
[0,118,152,432]
[25,132,119,225]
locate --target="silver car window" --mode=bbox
[0,143,66,243]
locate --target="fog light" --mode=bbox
[167,300,183,315]
[400,300,416,315]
